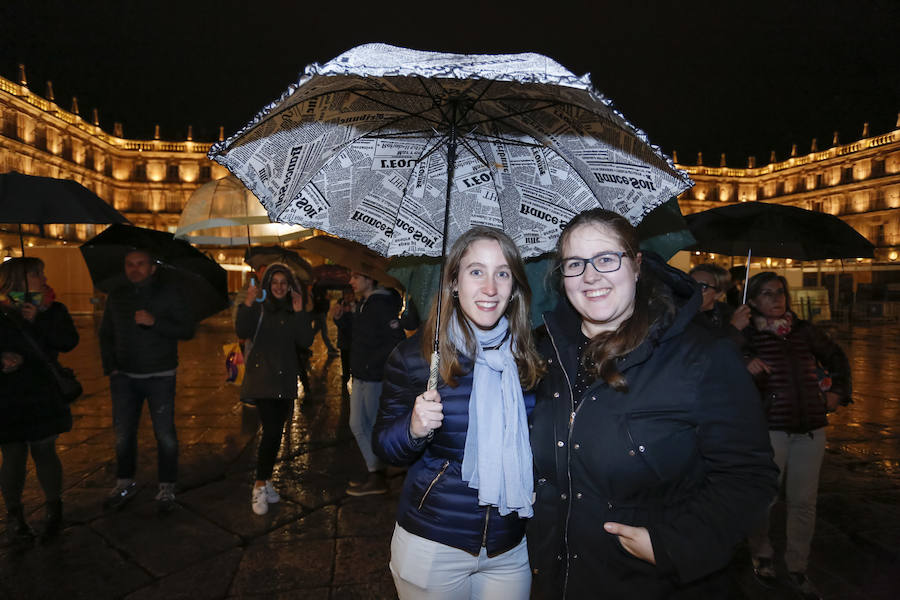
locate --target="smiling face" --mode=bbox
[562,223,641,337]
[269,272,290,300]
[691,271,721,311]
[750,278,787,318]
[454,238,513,330]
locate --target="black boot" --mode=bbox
[40,500,63,542]
[6,506,34,544]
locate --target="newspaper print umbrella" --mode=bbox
[208,43,691,260]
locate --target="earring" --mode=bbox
[451,290,459,298]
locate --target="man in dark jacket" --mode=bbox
[99,249,195,513]
[342,271,404,496]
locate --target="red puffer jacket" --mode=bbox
[743,315,851,433]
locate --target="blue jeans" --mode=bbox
[349,378,384,473]
[110,374,178,483]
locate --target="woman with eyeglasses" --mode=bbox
[742,272,851,599]
[689,263,749,344]
[528,209,777,599]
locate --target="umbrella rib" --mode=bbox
[383,127,446,256]
[349,90,444,128]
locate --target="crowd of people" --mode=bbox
[0,206,853,600]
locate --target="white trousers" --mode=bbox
[748,427,826,573]
[390,523,531,600]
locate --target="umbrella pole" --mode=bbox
[742,249,752,304]
[428,108,459,391]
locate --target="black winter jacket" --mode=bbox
[742,314,850,433]
[99,276,195,375]
[529,254,778,600]
[346,288,404,381]
[236,300,312,400]
[0,303,79,443]
[373,332,535,556]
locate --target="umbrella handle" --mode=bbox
[256,290,267,303]
[427,350,439,391]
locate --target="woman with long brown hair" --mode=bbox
[373,226,543,599]
[528,208,777,599]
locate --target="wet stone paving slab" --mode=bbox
[0,315,898,598]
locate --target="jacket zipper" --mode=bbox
[417,460,450,510]
[481,506,490,547]
[545,317,581,599]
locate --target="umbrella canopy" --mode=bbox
[685,202,875,260]
[311,264,350,288]
[244,245,313,283]
[297,235,403,290]
[209,43,691,259]
[174,175,311,246]
[0,171,129,225]
[80,224,229,322]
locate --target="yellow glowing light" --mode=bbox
[217,252,226,261]
[27,242,34,247]
[785,258,793,265]
[856,257,864,262]
[766,257,772,266]
[889,251,898,261]
[694,251,701,256]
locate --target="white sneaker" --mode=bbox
[251,485,268,515]
[264,480,280,504]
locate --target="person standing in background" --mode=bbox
[99,249,195,513]
[0,258,79,543]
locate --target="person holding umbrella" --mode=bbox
[0,257,79,543]
[373,227,543,599]
[742,272,851,599]
[236,263,312,515]
[528,209,778,598]
[100,248,195,513]
[689,263,750,343]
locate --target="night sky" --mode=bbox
[2,0,897,167]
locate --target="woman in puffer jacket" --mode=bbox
[743,271,851,599]
[373,227,544,599]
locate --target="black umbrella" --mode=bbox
[685,202,874,261]
[80,224,229,322]
[0,171,130,254]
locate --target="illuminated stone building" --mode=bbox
[0,67,228,254]
[674,118,900,316]
[2,65,899,315]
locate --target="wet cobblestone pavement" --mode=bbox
[0,315,898,599]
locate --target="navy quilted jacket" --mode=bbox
[373,331,535,556]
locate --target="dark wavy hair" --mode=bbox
[420,226,544,389]
[556,208,652,393]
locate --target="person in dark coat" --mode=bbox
[343,270,406,496]
[99,248,195,513]
[528,209,778,599]
[0,257,78,543]
[742,271,851,599]
[236,263,312,515]
[373,227,544,599]
[330,286,356,392]
[689,263,749,346]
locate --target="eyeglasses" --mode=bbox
[697,282,719,293]
[558,252,627,277]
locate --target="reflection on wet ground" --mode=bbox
[0,315,897,598]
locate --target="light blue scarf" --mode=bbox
[449,314,534,519]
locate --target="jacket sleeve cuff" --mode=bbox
[647,526,678,579]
